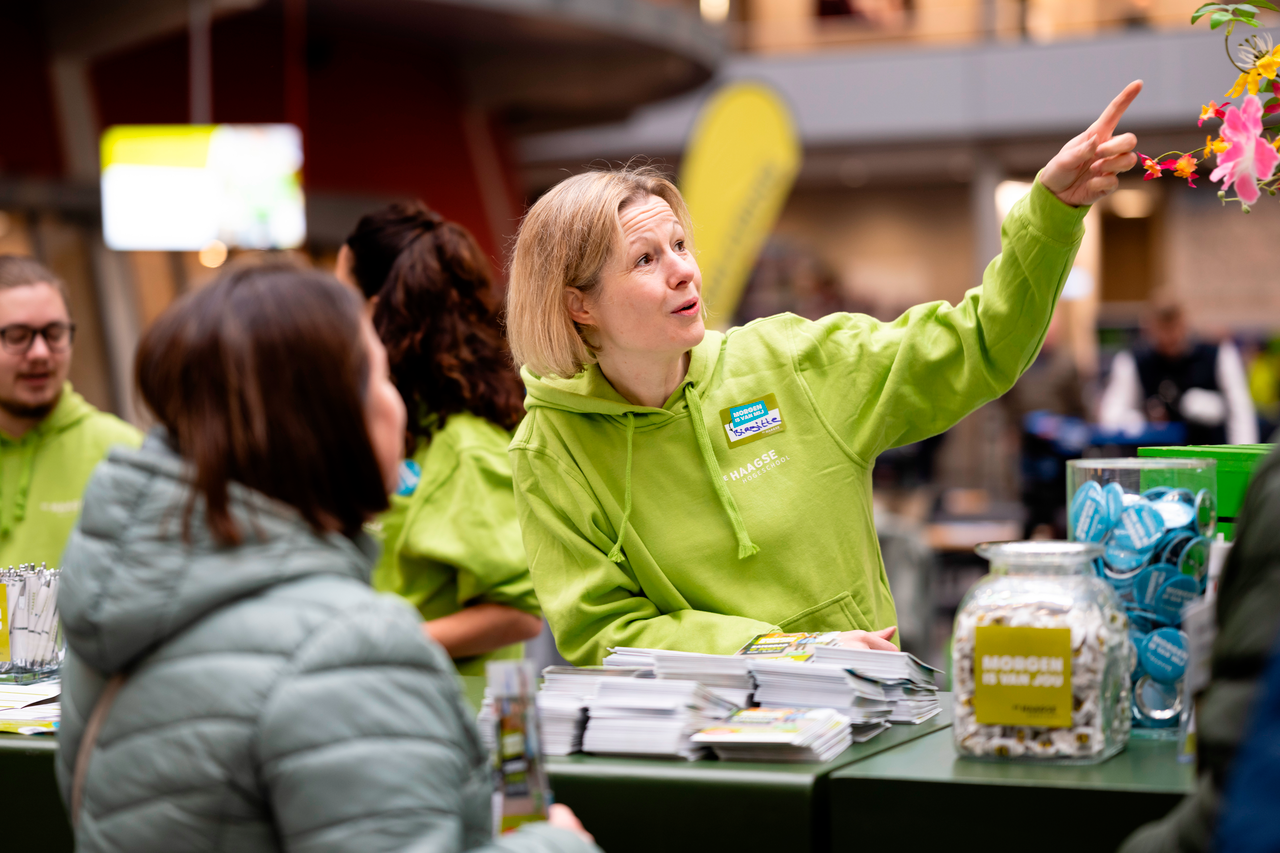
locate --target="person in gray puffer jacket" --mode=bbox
[55,265,598,853]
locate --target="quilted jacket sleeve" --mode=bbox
[257,593,598,853]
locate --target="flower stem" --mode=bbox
[1226,23,1251,73]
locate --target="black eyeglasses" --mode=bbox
[0,322,76,354]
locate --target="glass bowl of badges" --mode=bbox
[952,541,1134,764]
[1066,458,1215,737]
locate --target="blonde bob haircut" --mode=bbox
[507,166,693,379]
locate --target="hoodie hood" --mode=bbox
[59,430,377,673]
[0,383,97,538]
[520,330,724,419]
[520,331,759,561]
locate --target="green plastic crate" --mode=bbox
[1137,444,1275,541]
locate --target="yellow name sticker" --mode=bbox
[720,393,785,449]
[974,626,1072,728]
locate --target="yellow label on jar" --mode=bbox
[974,626,1072,728]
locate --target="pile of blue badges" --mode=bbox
[1069,481,1214,728]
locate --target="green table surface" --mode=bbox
[829,728,1195,853]
[463,675,955,853]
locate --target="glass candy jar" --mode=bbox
[952,542,1134,764]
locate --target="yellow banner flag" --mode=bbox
[680,82,801,328]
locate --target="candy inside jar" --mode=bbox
[952,541,1134,764]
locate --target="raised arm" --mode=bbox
[789,82,1143,463]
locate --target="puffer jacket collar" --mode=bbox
[60,429,378,675]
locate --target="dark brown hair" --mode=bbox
[136,264,389,544]
[344,202,524,445]
[0,255,72,311]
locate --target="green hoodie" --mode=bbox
[372,412,539,675]
[510,179,1088,665]
[0,382,141,569]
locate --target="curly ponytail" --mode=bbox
[344,202,525,445]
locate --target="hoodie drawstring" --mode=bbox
[1,438,38,539]
[606,413,635,563]
[685,384,759,560]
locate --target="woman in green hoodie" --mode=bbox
[504,81,1144,666]
[338,203,542,675]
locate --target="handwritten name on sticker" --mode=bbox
[719,393,786,449]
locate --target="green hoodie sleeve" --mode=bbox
[511,444,777,665]
[401,445,539,616]
[787,178,1088,465]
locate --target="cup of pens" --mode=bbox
[1,564,64,684]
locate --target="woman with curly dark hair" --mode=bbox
[337,202,541,674]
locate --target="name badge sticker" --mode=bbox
[720,393,785,449]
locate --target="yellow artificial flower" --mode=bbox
[1205,134,1232,158]
[1228,67,1266,97]
[1259,52,1280,79]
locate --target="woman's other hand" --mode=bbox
[548,803,596,844]
[838,626,898,650]
[1041,80,1143,207]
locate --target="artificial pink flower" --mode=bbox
[1209,95,1280,205]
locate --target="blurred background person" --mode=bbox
[338,203,542,675]
[0,256,140,569]
[1099,290,1257,445]
[1002,303,1088,539]
[57,265,596,853]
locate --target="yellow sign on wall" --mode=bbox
[680,82,801,327]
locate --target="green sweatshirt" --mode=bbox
[372,412,540,676]
[0,383,141,569]
[510,180,1088,665]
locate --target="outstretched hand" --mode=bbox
[1041,80,1144,207]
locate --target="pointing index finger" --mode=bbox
[1090,80,1144,140]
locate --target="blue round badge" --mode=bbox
[1112,502,1166,552]
[1070,481,1113,543]
[1139,627,1190,685]
[1125,607,1163,634]
[1135,563,1178,609]
[1155,530,1194,566]
[1152,500,1195,532]
[395,459,422,497]
[1195,489,1217,538]
[1104,482,1127,521]
[1133,674,1183,725]
[1153,575,1199,624]
[1163,488,1195,505]
[1177,536,1211,585]
[1141,486,1170,501]
[1105,541,1148,573]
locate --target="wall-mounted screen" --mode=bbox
[101,124,305,251]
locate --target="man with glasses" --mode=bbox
[0,256,140,569]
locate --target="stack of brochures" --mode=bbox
[808,645,942,723]
[583,677,738,760]
[647,650,755,707]
[692,707,858,762]
[600,648,657,670]
[808,645,941,686]
[0,681,60,734]
[749,659,892,724]
[539,666,648,755]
